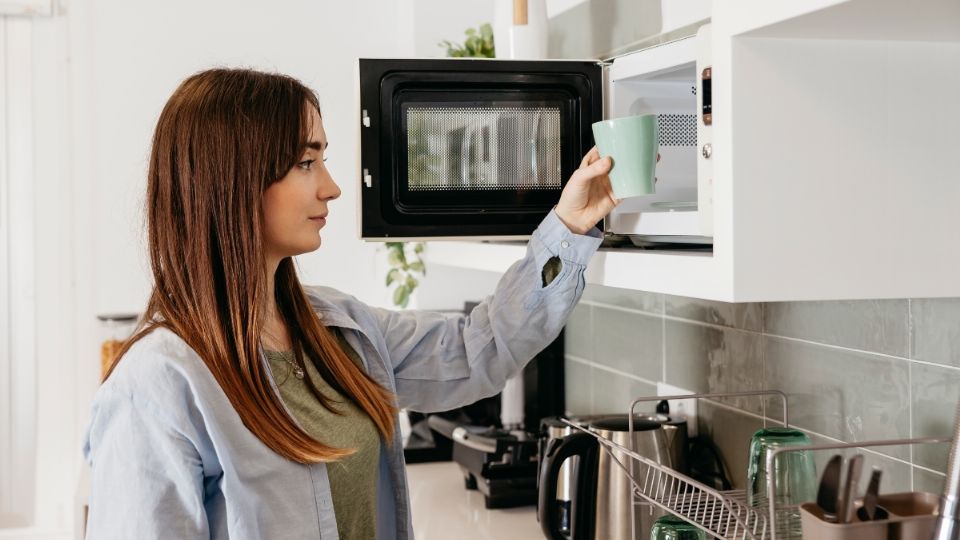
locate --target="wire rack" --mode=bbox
[560,390,950,540]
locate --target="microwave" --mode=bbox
[358,24,713,244]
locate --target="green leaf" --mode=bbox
[387,248,406,267]
[479,23,493,39]
[405,275,418,289]
[386,268,401,286]
[393,285,410,308]
[465,27,476,37]
[408,261,425,273]
[413,243,425,254]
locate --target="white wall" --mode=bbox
[4,0,418,536]
[81,0,416,316]
[408,0,493,57]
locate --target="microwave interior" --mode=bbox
[604,39,712,246]
[359,59,601,239]
[398,92,572,210]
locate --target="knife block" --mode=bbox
[800,492,938,539]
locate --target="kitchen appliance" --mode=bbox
[603,24,713,245]
[424,326,566,507]
[538,416,592,537]
[357,24,713,244]
[358,58,600,240]
[429,416,542,508]
[402,304,564,464]
[538,415,684,540]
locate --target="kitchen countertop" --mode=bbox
[406,461,542,539]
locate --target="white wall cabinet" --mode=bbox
[427,0,960,302]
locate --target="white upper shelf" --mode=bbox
[425,241,729,301]
[426,0,960,303]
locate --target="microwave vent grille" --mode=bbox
[658,114,697,147]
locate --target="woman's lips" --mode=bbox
[309,215,327,225]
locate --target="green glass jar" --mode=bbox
[746,427,817,538]
[649,515,706,540]
[746,427,816,508]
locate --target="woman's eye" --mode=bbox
[297,159,316,171]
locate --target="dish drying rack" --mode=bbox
[561,390,950,540]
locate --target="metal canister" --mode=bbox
[97,313,138,380]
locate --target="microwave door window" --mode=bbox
[405,105,562,199]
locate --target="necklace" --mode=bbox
[278,351,305,380]
[262,326,303,380]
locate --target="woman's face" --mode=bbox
[262,106,341,263]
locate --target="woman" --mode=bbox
[83,68,617,539]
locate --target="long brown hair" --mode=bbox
[104,68,396,463]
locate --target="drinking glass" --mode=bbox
[649,514,706,540]
[747,427,817,538]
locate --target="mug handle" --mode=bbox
[538,431,599,540]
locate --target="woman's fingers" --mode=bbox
[587,155,612,176]
[580,146,601,168]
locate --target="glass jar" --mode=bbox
[96,313,139,379]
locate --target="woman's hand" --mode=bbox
[554,147,618,235]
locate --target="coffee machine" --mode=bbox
[425,307,565,509]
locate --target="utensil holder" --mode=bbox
[881,492,939,539]
[799,492,938,540]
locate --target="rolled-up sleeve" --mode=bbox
[375,209,602,412]
[83,387,209,539]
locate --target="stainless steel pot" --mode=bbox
[538,415,685,540]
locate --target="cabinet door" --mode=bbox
[714,0,846,37]
[712,0,960,300]
[715,0,960,42]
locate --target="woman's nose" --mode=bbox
[319,173,341,201]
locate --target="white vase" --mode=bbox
[493,0,549,60]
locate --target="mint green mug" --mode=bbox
[591,114,659,199]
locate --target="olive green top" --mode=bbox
[265,329,380,540]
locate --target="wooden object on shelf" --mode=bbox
[512,0,527,25]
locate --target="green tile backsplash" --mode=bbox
[564,285,960,494]
[664,320,764,414]
[764,336,911,460]
[764,300,910,357]
[912,298,960,368]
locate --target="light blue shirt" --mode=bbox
[82,210,602,539]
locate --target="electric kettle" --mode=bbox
[538,415,683,540]
[538,416,591,536]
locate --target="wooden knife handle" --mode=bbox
[513,0,528,25]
